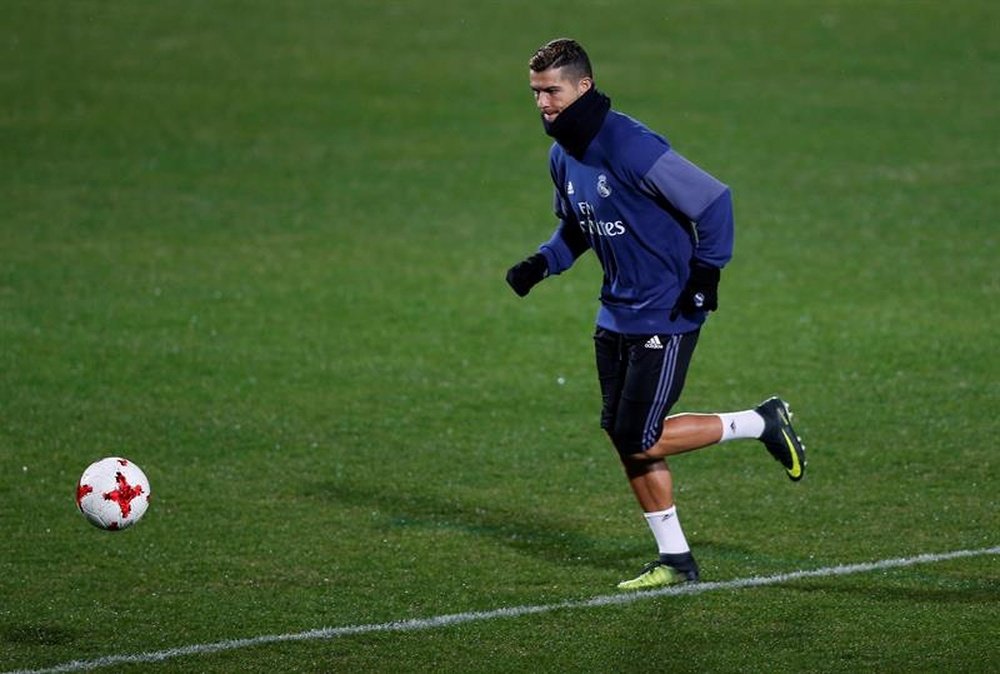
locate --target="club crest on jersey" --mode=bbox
[597,174,612,198]
[566,180,575,195]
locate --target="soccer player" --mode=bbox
[506,38,807,590]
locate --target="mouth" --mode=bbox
[541,110,559,122]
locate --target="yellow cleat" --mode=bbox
[617,561,699,591]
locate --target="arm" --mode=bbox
[506,188,590,297]
[539,188,589,274]
[640,149,734,314]
[640,149,734,268]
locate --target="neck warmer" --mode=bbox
[543,87,612,159]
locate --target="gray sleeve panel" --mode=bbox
[640,149,728,221]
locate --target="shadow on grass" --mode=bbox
[310,479,649,571]
[1,623,77,646]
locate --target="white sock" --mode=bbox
[643,506,690,555]
[717,410,766,443]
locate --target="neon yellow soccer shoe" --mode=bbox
[617,561,699,591]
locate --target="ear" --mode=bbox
[577,77,594,94]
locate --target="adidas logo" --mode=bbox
[644,335,664,350]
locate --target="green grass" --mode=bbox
[2,0,998,671]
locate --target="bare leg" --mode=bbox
[619,413,724,510]
[644,413,723,459]
[621,456,675,511]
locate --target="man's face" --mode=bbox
[530,67,592,123]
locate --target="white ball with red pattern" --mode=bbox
[76,457,151,530]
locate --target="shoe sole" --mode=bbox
[617,577,699,591]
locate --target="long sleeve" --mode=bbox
[688,188,734,268]
[539,187,590,275]
[639,149,734,268]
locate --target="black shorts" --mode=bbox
[594,327,700,456]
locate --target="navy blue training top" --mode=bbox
[538,110,734,335]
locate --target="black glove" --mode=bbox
[673,260,720,318]
[505,253,549,297]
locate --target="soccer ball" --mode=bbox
[76,457,151,530]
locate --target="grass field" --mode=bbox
[2,1,998,672]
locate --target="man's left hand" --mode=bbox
[674,260,720,317]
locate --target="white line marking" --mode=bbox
[7,545,998,674]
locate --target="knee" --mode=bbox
[604,424,662,473]
[619,450,649,471]
[603,423,646,458]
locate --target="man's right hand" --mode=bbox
[505,253,549,297]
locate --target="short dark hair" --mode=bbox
[529,38,593,81]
